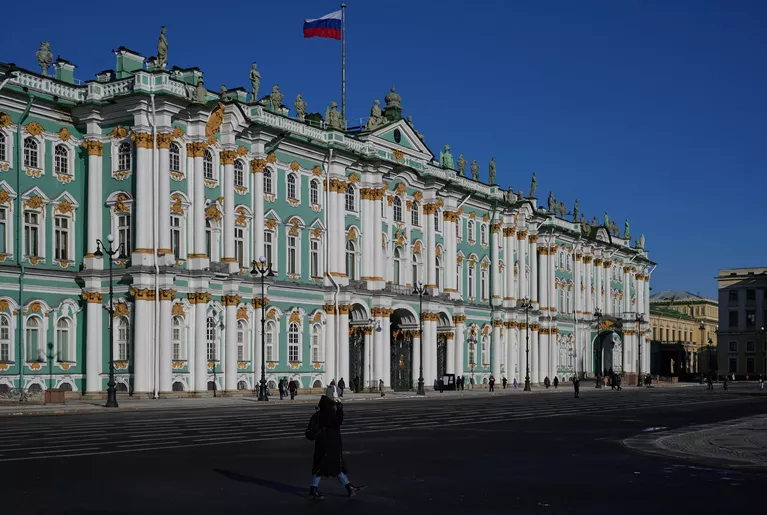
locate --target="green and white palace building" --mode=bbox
[0,45,655,397]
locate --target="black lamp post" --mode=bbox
[636,312,644,386]
[520,297,532,391]
[468,334,477,387]
[251,256,275,402]
[94,233,127,408]
[413,280,428,396]
[593,308,603,387]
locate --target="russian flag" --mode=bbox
[303,10,342,40]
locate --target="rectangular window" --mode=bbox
[746,357,755,373]
[0,208,6,254]
[481,270,487,299]
[237,329,245,361]
[54,217,69,261]
[118,214,131,254]
[729,357,737,374]
[746,341,755,352]
[746,310,755,328]
[264,231,273,267]
[746,289,755,301]
[172,326,181,360]
[265,330,274,361]
[0,134,5,162]
[24,212,39,257]
[235,227,245,267]
[170,216,181,260]
[310,240,319,278]
[287,236,297,275]
[729,341,737,352]
[728,290,737,302]
[289,344,299,362]
[729,311,738,328]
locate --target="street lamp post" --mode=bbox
[413,281,428,396]
[94,234,127,408]
[636,313,644,387]
[520,297,532,391]
[251,256,275,401]
[593,308,603,387]
[468,334,477,387]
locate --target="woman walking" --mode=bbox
[309,390,364,499]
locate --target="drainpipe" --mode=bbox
[14,92,35,390]
[324,149,340,382]
[150,94,160,399]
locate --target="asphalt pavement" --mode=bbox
[0,384,764,514]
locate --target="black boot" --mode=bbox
[345,483,365,497]
[308,486,325,500]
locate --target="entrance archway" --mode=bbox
[349,303,369,392]
[390,308,417,391]
[436,312,452,380]
[592,317,623,377]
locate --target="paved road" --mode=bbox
[0,385,764,514]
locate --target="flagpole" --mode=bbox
[341,3,346,125]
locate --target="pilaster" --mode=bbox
[158,288,175,394]
[492,319,502,379]
[223,294,240,391]
[503,227,516,308]
[454,314,466,376]
[131,132,154,266]
[130,287,156,394]
[82,140,104,270]
[156,133,173,265]
[221,150,238,273]
[490,222,501,305]
[82,291,103,393]
[191,292,211,393]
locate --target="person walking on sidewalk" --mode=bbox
[544,376,550,389]
[308,393,364,499]
[553,377,559,389]
[289,379,297,400]
[502,377,508,389]
[488,375,495,392]
[616,374,622,391]
[759,375,764,392]
[438,377,444,393]
[573,375,580,398]
[279,379,286,400]
[337,378,345,397]
[513,378,518,389]
[379,379,385,397]
[707,374,714,390]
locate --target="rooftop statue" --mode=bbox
[365,100,385,131]
[470,159,480,180]
[36,41,53,76]
[269,84,283,112]
[624,219,630,240]
[604,211,609,227]
[529,172,538,198]
[249,63,261,104]
[385,85,402,108]
[457,154,466,176]
[573,199,580,222]
[557,201,567,218]
[440,145,455,170]
[518,189,524,198]
[639,234,645,249]
[294,94,307,122]
[157,27,168,68]
[503,188,517,204]
[194,79,206,104]
[547,191,554,212]
[488,157,496,185]
[326,101,343,129]
[591,216,598,226]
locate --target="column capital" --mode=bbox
[156,133,174,149]
[130,132,154,149]
[159,289,177,301]
[503,227,516,237]
[493,319,504,328]
[517,231,528,240]
[251,158,266,173]
[129,287,156,301]
[222,294,242,306]
[82,140,103,156]
[338,304,352,315]
[220,150,237,165]
[323,303,337,315]
[81,291,103,303]
[252,297,270,309]
[453,314,467,324]
[187,141,208,157]
[188,292,212,304]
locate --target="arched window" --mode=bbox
[264,168,273,194]
[116,316,130,360]
[118,142,131,171]
[172,316,184,360]
[480,225,487,245]
[0,314,10,362]
[235,226,245,267]
[393,247,403,285]
[56,318,71,362]
[468,220,475,241]
[287,173,297,200]
[54,215,70,261]
[170,214,182,260]
[0,132,6,162]
[311,324,322,362]
[23,138,39,168]
[237,320,246,361]
[345,185,355,211]
[310,180,320,205]
[288,323,300,362]
[169,142,181,173]
[346,240,357,280]
[411,202,420,226]
[393,196,402,222]
[25,316,41,362]
[310,238,320,278]
[234,160,244,187]
[203,150,214,180]
[468,335,476,365]
[265,320,276,361]
[206,317,217,361]
[54,145,69,175]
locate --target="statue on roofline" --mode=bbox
[157,27,168,68]
[385,85,401,108]
[365,100,385,131]
[440,145,455,170]
[488,157,496,185]
[529,172,538,198]
[457,154,466,176]
[573,200,579,222]
[269,85,283,112]
[326,101,342,129]
[294,94,307,122]
[470,159,480,180]
[249,63,260,103]
[624,218,630,240]
[36,41,53,76]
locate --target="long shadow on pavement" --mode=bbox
[215,469,307,498]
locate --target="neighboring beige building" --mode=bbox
[650,290,718,374]
[716,268,767,378]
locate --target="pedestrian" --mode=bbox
[610,375,616,391]
[308,393,364,499]
[433,378,438,391]
[707,374,713,390]
[338,378,345,397]
[438,377,444,393]
[279,379,286,400]
[289,379,297,400]
[759,375,764,392]
[328,380,339,399]
[544,376,550,389]
[595,375,601,389]
[488,375,495,392]
[573,375,580,399]
[513,378,518,389]
[502,377,508,389]
[470,376,475,390]
[379,379,385,397]
[616,374,622,391]
[553,377,559,389]
[460,376,465,391]
[723,376,728,391]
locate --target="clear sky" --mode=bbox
[4,0,765,298]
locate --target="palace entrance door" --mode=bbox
[391,330,413,391]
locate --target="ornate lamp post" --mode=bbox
[468,333,477,387]
[520,297,532,391]
[251,256,275,401]
[593,308,603,387]
[413,280,428,396]
[94,234,127,408]
[636,312,644,386]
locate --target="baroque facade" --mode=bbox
[0,45,654,396]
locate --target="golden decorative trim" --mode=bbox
[81,291,103,304]
[130,132,153,149]
[24,122,45,136]
[188,292,212,304]
[205,102,225,144]
[252,297,270,309]
[221,257,238,263]
[453,315,467,324]
[237,145,249,157]
[171,303,185,317]
[0,112,12,129]
[172,126,185,140]
[129,287,156,301]
[393,149,404,162]
[322,304,336,315]
[220,150,237,165]
[108,126,129,139]
[58,127,72,141]
[24,196,45,210]
[159,289,177,301]
[156,133,173,149]
[55,200,74,215]
[187,141,208,158]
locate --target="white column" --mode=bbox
[373,189,384,282]
[382,309,391,387]
[538,248,548,314]
[605,263,612,314]
[504,229,515,305]
[506,323,516,382]
[530,235,538,307]
[83,141,103,269]
[194,295,209,392]
[595,260,603,312]
[644,277,650,320]
[374,310,385,384]
[623,267,631,314]
[221,151,236,270]
[338,305,350,384]
[574,254,581,316]
[455,318,465,377]
[412,332,421,387]
[224,296,238,391]
[492,321,502,379]
[254,304,263,388]
[158,290,173,394]
[446,331,455,375]
[131,137,152,264]
[444,212,456,293]
[157,135,172,262]
[425,204,436,289]
[531,327,539,383]
[335,181,347,278]
[253,163,265,262]
[425,318,437,384]
[324,306,337,383]
[491,226,501,305]
[538,331,547,383]
[519,325,527,383]
[361,189,374,281]
[585,258,593,314]
[190,143,208,268]
[363,329,373,388]
[518,232,528,300]
[84,292,103,393]
[131,289,154,394]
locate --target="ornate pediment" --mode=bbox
[361,119,434,162]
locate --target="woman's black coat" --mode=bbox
[312,396,347,477]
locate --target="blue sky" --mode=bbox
[4,0,766,297]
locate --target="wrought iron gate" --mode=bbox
[391,331,413,391]
[349,329,365,392]
[437,333,448,380]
